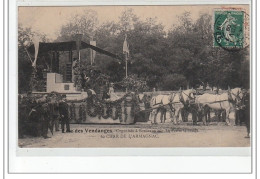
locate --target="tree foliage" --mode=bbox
[18,25,49,93]
[119,74,148,92]
[18,9,250,93]
[57,9,250,91]
[57,9,98,41]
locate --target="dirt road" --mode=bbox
[18,121,250,148]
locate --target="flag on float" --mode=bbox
[32,36,40,68]
[123,34,129,57]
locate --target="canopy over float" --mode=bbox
[27,40,121,60]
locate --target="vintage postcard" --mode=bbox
[17,4,251,149]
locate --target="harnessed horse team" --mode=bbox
[148,87,247,125]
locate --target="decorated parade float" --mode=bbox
[22,34,148,125]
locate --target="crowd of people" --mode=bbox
[18,93,71,139]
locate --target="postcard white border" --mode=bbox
[6,0,256,174]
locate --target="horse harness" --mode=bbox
[228,90,244,108]
[151,92,188,113]
[200,95,234,110]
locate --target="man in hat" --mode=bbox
[59,95,71,133]
[243,90,250,138]
[41,101,51,139]
[50,98,60,132]
[48,92,61,132]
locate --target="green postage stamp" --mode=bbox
[214,10,244,48]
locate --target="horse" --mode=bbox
[149,94,170,124]
[149,89,196,124]
[195,87,244,125]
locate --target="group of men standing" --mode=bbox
[19,93,71,139]
[44,94,72,138]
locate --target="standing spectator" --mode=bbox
[143,94,151,121]
[191,106,198,125]
[28,99,42,137]
[50,98,60,132]
[181,104,189,122]
[235,107,244,126]
[243,91,250,138]
[41,102,51,139]
[59,96,71,133]
[18,94,26,138]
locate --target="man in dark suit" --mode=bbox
[59,96,71,133]
[243,91,250,138]
[41,102,51,138]
[50,99,60,132]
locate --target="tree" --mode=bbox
[119,8,139,33]
[167,12,200,89]
[167,12,249,90]
[161,74,187,90]
[57,9,99,41]
[18,25,49,93]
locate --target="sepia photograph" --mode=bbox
[17,5,251,148]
